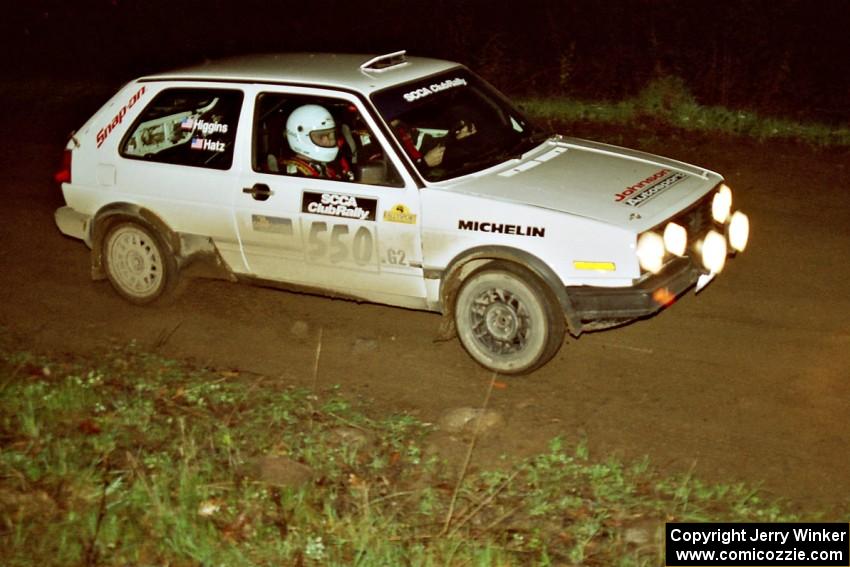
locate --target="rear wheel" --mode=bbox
[102,221,177,305]
[454,262,565,375]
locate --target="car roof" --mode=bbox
[139,52,462,94]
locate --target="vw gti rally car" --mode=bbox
[54,51,750,374]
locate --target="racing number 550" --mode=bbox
[307,221,374,266]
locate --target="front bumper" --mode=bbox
[566,256,703,325]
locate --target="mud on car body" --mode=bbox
[54,51,750,375]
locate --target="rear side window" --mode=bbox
[120,87,243,170]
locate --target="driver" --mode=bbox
[392,118,477,168]
[275,104,352,179]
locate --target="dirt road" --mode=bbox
[2,88,848,514]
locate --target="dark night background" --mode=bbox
[2,0,849,123]
[3,1,850,534]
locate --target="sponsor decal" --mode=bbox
[615,169,668,202]
[457,219,545,238]
[251,215,293,234]
[302,191,377,221]
[623,172,687,207]
[383,203,417,224]
[190,137,226,152]
[573,261,616,271]
[615,169,687,207]
[96,85,146,148]
[403,77,468,102]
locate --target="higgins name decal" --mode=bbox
[96,85,146,148]
[181,118,229,135]
[302,191,377,221]
[615,169,687,207]
[458,220,545,238]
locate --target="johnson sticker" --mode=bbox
[616,170,687,207]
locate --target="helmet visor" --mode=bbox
[309,128,337,148]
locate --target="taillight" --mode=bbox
[54,149,72,184]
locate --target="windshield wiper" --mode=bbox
[452,131,550,176]
[454,146,509,175]
[505,130,550,161]
[439,129,551,179]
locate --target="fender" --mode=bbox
[435,245,582,337]
[89,203,179,280]
[89,203,225,281]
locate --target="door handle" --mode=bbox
[243,183,273,201]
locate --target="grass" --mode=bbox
[519,75,850,147]
[0,338,828,566]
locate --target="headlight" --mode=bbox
[637,231,665,274]
[701,230,727,273]
[712,184,733,223]
[728,211,750,252]
[663,222,687,256]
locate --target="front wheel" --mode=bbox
[454,262,565,375]
[102,221,178,305]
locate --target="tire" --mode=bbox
[454,262,566,375]
[102,221,178,305]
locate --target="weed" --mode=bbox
[0,341,835,566]
[519,74,850,147]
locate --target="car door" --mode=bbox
[232,85,427,308]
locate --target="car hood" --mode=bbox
[440,136,723,232]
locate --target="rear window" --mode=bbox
[120,87,243,170]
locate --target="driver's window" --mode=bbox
[253,93,403,187]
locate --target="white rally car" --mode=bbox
[54,51,749,374]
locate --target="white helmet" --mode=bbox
[286,104,339,163]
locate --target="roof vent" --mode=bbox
[360,50,408,72]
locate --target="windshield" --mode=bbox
[371,69,547,181]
